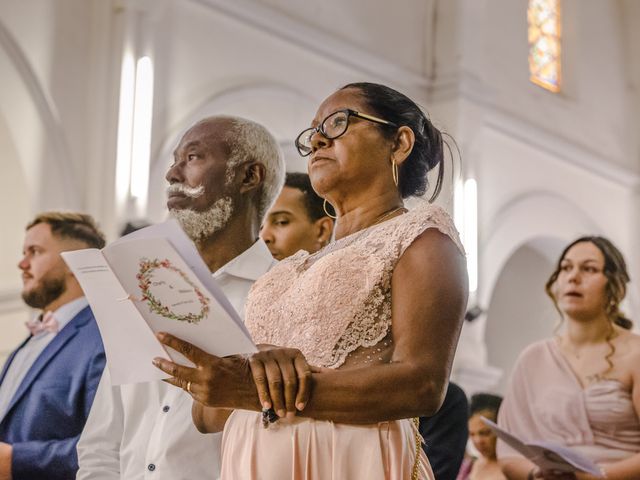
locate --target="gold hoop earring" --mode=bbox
[323,199,337,219]
[392,160,399,187]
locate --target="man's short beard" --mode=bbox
[170,196,234,243]
[22,275,66,309]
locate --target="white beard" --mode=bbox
[170,196,234,242]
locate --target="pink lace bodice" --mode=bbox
[245,201,464,368]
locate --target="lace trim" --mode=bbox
[327,284,391,368]
[325,206,464,368]
[245,202,464,368]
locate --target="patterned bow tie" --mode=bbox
[25,311,59,336]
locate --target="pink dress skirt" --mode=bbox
[220,410,433,479]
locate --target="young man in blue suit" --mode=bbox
[0,212,106,480]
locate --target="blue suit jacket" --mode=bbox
[0,305,105,480]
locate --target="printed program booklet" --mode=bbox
[62,219,257,385]
[482,418,603,477]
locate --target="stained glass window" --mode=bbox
[528,0,561,92]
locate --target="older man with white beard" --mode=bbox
[76,116,284,480]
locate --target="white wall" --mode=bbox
[0,113,31,365]
[0,0,115,366]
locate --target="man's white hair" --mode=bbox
[223,116,285,222]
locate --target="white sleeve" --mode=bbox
[76,369,124,479]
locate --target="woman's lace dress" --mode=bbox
[220,201,464,480]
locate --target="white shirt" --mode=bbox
[76,240,276,480]
[0,297,88,422]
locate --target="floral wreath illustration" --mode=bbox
[137,258,210,324]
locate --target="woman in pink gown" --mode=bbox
[154,82,468,479]
[497,237,640,480]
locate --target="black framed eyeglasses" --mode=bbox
[294,109,397,157]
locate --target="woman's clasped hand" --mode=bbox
[152,332,314,418]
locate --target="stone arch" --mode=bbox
[480,190,601,309]
[0,19,78,210]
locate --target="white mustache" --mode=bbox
[166,183,205,198]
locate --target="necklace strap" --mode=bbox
[370,206,408,227]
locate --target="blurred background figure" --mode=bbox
[420,382,469,480]
[260,172,334,260]
[498,237,640,480]
[119,220,151,237]
[457,393,504,480]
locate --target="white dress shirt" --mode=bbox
[76,240,276,480]
[0,297,88,422]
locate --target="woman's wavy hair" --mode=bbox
[340,82,447,201]
[546,236,632,376]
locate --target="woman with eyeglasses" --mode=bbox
[497,237,640,480]
[153,82,468,479]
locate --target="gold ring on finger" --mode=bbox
[186,380,192,394]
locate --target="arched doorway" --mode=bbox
[485,237,563,393]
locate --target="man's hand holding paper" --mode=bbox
[62,220,257,385]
